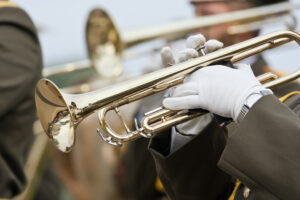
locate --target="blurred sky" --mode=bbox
[14,0,300,73]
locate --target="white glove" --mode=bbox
[160,34,224,66]
[160,34,224,136]
[163,63,273,122]
[160,46,176,67]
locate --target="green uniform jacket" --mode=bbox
[123,55,300,199]
[0,6,42,198]
[149,94,300,200]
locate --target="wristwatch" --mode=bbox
[237,89,273,122]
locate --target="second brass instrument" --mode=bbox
[44,2,300,78]
[35,30,300,152]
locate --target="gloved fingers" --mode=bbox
[163,95,201,110]
[160,46,175,67]
[186,34,206,50]
[171,82,198,97]
[178,48,199,62]
[234,63,254,74]
[204,39,224,54]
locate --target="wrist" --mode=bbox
[236,88,273,122]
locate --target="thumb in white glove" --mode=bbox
[163,63,273,122]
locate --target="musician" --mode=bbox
[0,1,63,198]
[122,0,297,199]
[149,35,300,200]
[147,0,300,200]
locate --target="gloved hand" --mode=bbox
[160,34,224,66]
[163,63,273,122]
[160,34,224,135]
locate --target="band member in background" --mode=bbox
[0,1,63,198]
[191,0,295,96]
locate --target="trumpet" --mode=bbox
[44,2,300,78]
[35,30,300,152]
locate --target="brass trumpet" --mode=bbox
[35,30,300,152]
[44,2,300,78]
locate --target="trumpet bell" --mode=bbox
[86,8,123,78]
[35,79,75,152]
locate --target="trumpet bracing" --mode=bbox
[35,30,300,152]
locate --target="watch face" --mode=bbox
[85,8,123,78]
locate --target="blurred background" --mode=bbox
[14,0,300,74]
[11,1,300,200]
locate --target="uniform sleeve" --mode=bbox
[149,120,234,200]
[219,94,300,200]
[0,11,41,117]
